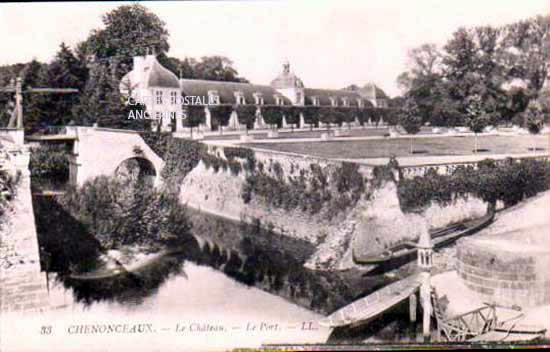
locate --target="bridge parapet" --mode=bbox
[68,126,164,187]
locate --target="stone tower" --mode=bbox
[270,60,305,106]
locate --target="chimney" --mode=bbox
[133,56,144,73]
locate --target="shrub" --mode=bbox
[59,176,193,250]
[208,105,234,127]
[235,105,258,130]
[397,157,550,212]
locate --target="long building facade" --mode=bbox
[120,54,389,132]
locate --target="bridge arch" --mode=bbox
[114,156,157,186]
[68,126,164,187]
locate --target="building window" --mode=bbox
[330,97,337,107]
[254,93,264,105]
[296,92,302,103]
[155,111,162,120]
[234,91,245,105]
[342,98,349,107]
[357,98,363,108]
[311,96,319,106]
[171,91,177,105]
[156,91,163,104]
[208,90,220,105]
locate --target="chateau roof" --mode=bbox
[120,55,180,92]
[147,58,180,88]
[303,88,374,107]
[179,79,292,105]
[270,61,304,89]
[359,83,389,100]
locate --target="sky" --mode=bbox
[1,0,550,97]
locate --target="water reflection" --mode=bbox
[34,195,413,343]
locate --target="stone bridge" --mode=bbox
[65,126,164,187]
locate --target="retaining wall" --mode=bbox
[457,228,550,307]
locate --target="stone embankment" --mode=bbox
[180,146,487,271]
[0,159,49,314]
[456,190,550,307]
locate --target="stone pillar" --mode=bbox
[417,227,433,342]
[16,77,23,129]
[420,271,431,341]
[176,112,184,132]
[409,293,417,323]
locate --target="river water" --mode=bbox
[10,196,418,351]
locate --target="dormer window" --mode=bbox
[253,92,264,105]
[329,96,337,107]
[234,91,245,105]
[274,94,284,106]
[311,96,319,106]
[170,91,178,105]
[156,90,163,104]
[208,90,220,105]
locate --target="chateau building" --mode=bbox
[120,54,389,132]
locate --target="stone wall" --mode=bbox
[0,149,49,314]
[457,230,550,307]
[180,144,489,271]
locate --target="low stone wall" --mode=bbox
[0,156,50,313]
[457,230,550,307]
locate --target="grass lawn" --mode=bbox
[245,134,550,159]
[204,127,390,140]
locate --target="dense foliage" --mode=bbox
[29,144,71,190]
[261,106,285,128]
[398,15,550,127]
[397,157,550,211]
[0,169,20,221]
[235,105,258,131]
[208,105,234,129]
[241,161,366,218]
[59,176,193,250]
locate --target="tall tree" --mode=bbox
[502,15,550,95]
[398,100,423,153]
[465,94,491,153]
[523,100,544,152]
[33,43,88,129]
[82,4,170,76]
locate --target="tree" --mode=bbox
[261,106,283,131]
[81,4,170,75]
[523,101,545,152]
[319,107,339,131]
[502,15,550,95]
[193,56,248,83]
[465,94,491,153]
[235,105,257,135]
[17,59,46,133]
[283,106,301,132]
[397,44,449,126]
[33,43,88,129]
[184,105,206,137]
[399,100,423,153]
[302,107,319,131]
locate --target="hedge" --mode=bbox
[208,105,234,127]
[260,105,285,128]
[397,157,550,212]
[184,105,206,128]
[235,105,258,130]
